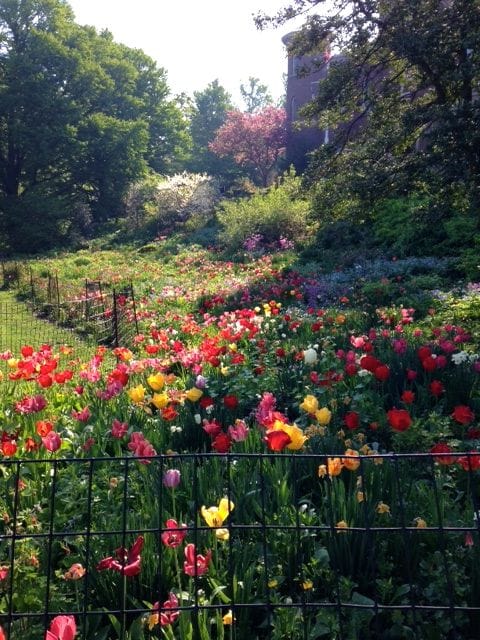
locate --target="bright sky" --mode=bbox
[67,0,308,106]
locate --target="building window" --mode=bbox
[292,56,301,76]
[290,96,297,121]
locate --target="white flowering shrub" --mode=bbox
[124,172,220,233]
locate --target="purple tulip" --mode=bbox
[163,469,181,488]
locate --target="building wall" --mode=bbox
[282,32,332,170]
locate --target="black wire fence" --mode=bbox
[0,261,138,350]
[1,451,479,640]
[0,298,88,354]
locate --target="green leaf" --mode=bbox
[208,578,232,604]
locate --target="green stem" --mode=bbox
[121,573,127,639]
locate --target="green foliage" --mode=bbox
[267,0,480,264]
[187,80,243,184]
[0,1,190,252]
[0,187,88,253]
[371,194,480,267]
[76,114,149,221]
[239,76,273,113]
[217,171,313,251]
[372,196,437,256]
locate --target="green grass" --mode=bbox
[0,290,93,356]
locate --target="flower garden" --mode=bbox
[0,244,479,640]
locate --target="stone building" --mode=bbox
[282,31,336,170]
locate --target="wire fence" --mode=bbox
[0,261,138,351]
[0,298,87,354]
[1,451,479,639]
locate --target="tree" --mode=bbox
[56,25,189,218]
[187,80,240,180]
[240,76,273,113]
[0,1,189,250]
[209,107,287,186]
[257,1,480,220]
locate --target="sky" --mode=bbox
[67,0,310,107]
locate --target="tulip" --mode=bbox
[163,469,181,488]
[147,372,165,391]
[315,407,332,425]
[42,431,62,452]
[299,394,319,415]
[303,348,318,365]
[183,543,211,577]
[185,387,203,402]
[201,498,234,528]
[45,615,76,640]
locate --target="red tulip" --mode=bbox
[45,615,76,640]
[223,395,239,410]
[344,411,360,430]
[183,543,211,577]
[374,365,390,382]
[264,430,291,451]
[451,405,475,425]
[387,409,412,432]
[97,536,144,577]
[430,443,457,465]
[401,390,415,404]
[161,519,187,548]
[211,432,232,453]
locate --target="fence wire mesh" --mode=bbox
[1,452,479,640]
[1,261,138,350]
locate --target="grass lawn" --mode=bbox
[0,290,93,355]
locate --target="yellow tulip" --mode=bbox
[271,420,307,451]
[315,407,332,425]
[283,424,308,451]
[147,372,165,391]
[151,392,169,409]
[201,498,234,528]
[222,610,234,625]
[128,384,145,404]
[299,394,319,415]
[215,528,230,541]
[185,387,203,402]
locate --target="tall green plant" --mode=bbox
[217,171,313,251]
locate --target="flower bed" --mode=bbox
[0,259,479,639]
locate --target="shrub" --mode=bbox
[216,171,313,252]
[371,195,441,256]
[124,172,220,236]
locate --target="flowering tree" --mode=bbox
[209,107,287,186]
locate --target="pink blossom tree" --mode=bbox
[209,107,287,186]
